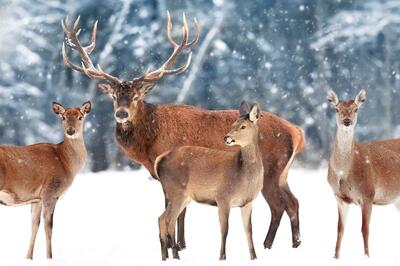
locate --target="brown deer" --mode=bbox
[156,101,263,261]
[0,101,91,259]
[327,89,400,258]
[61,14,304,251]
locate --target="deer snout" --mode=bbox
[343,118,352,127]
[224,136,235,146]
[66,127,76,136]
[115,108,129,122]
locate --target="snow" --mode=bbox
[0,168,400,265]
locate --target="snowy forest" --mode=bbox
[1,0,399,171]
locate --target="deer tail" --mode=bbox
[278,126,304,187]
[154,150,171,181]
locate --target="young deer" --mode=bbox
[155,101,263,261]
[327,89,400,258]
[0,101,91,259]
[62,15,304,251]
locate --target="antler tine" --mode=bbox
[61,17,121,85]
[166,10,178,47]
[164,52,192,75]
[186,17,200,48]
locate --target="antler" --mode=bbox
[61,16,121,85]
[136,11,200,83]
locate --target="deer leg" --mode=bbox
[43,199,57,259]
[176,207,186,251]
[217,204,230,260]
[26,202,42,259]
[158,210,169,260]
[241,202,256,260]
[361,202,372,257]
[165,198,188,260]
[334,199,349,259]
[262,190,285,249]
[282,186,301,248]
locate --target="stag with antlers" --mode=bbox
[61,13,304,251]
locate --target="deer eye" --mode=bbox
[241,125,246,130]
[335,108,339,113]
[354,108,358,113]
[78,117,83,120]
[62,117,65,121]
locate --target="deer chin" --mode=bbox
[115,117,129,124]
[66,133,80,139]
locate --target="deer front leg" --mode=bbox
[241,202,256,260]
[334,199,349,259]
[26,202,42,259]
[361,202,372,257]
[42,199,57,259]
[217,204,230,260]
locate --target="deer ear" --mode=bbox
[239,100,250,117]
[249,103,261,123]
[98,84,113,96]
[81,101,92,115]
[326,90,339,106]
[52,102,65,117]
[355,89,366,106]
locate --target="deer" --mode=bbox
[326,89,400,258]
[156,101,263,261]
[0,101,91,259]
[61,14,305,251]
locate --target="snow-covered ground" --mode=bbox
[0,168,400,266]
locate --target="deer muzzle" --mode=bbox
[224,136,235,146]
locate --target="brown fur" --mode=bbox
[0,102,91,259]
[327,90,400,258]
[155,103,263,260]
[113,100,304,249]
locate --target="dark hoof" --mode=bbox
[292,239,301,248]
[219,254,226,260]
[177,241,186,251]
[250,254,257,260]
[173,253,180,260]
[263,241,272,249]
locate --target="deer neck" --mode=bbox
[331,126,355,178]
[239,133,263,174]
[59,134,87,176]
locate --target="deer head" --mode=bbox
[327,89,366,129]
[52,101,92,139]
[224,101,261,147]
[61,13,199,124]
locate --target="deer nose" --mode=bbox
[115,110,129,119]
[224,136,235,145]
[66,127,75,136]
[343,118,351,127]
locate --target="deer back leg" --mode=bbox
[281,185,301,248]
[361,201,373,257]
[42,198,57,259]
[177,207,186,250]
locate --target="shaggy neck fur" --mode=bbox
[115,101,159,159]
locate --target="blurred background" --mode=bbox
[0,0,399,171]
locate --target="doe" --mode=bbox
[0,101,91,259]
[327,89,400,258]
[155,101,263,261]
